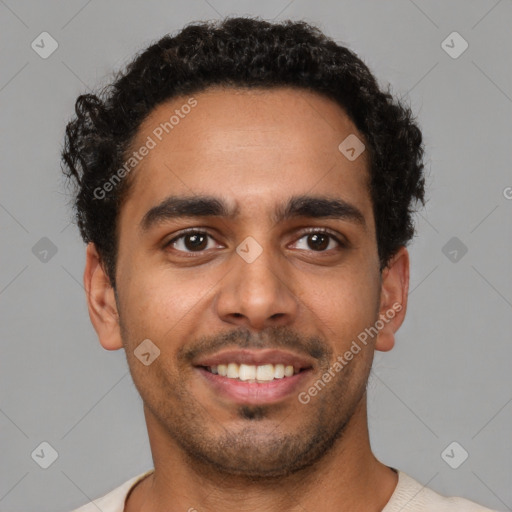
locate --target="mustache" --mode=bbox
[180,325,332,365]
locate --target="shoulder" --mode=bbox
[383,470,498,512]
[69,469,154,512]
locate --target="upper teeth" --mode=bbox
[209,363,296,381]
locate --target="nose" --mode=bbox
[214,243,299,331]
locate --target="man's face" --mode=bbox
[112,87,385,477]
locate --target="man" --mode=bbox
[63,17,496,512]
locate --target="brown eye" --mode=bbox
[292,230,343,252]
[167,231,215,252]
[306,233,330,251]
[183,233,208,251]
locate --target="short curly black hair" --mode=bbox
[62,16,426,287]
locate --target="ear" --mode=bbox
[84,243,123,350]
[375,246,409,352]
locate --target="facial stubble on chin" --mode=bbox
[120,320,370,480]
[158,360,366,481]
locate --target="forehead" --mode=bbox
[121,86,373,228]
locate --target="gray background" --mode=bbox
[0,0,511,511]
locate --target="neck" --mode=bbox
[126,393,398,512]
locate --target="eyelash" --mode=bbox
[164,228,346,255]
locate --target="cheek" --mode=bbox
[117,263,215,343]
[297,263,380,348]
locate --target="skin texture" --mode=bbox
[84,87,409,512]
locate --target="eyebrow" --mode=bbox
[140,194,366,232]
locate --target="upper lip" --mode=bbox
[194,348,315,372]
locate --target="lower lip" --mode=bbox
[196,367,312,405]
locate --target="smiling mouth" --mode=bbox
[193,348,315,403]
[201,363,305,382]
